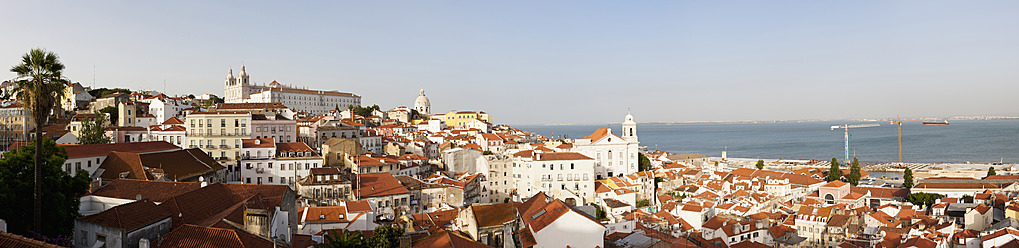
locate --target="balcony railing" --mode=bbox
[219,145,229,148]
[255,168,265,174]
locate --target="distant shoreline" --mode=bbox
[515,116,1019,126]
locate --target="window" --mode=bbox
[80,231,87,245]
[268,177,273,183]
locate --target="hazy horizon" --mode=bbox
[3,1,1018,124]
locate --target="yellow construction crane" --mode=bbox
[890,115,937,165]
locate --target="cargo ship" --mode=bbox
[923,120,949,125]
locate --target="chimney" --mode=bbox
[139,238,149,248]
[255,139,261,145]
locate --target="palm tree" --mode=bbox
[10,48,66,234]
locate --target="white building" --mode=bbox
[517,192,606,248]
[512,151,596,206]
[236,138,322,189]
[224,66,361,115]
[139,94,188,123]
[571,112,640,179]
[184,111,251,161]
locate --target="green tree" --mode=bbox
[99,106,118,125]
[903,168,915,188]
[988,167,997,177]
[636,199,650,208]
[0,139,90,241]
[587,203,607,221]
[827,157,841,182]
[365,225,403,248]
[87,87,131,99]
[11,48,68,234]
[78,111,110,145]
[755,159,765,170]
[639,153,652,171]
[905,192,944,208]
[316,229,364,248]
[848,157,862,186]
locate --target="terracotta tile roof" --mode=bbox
[850,186,908,199]
[913,182,1000,189]
[90,179,202,202]
[471,203,521,227]
[162,125,186,131]
[215,102,287,110]
[241,138,275,148]
[822,181,848,188]
[275,142,318,156]
[252,87,360,97]
[97,149,225,182]
[827,214,851,226]
[154,224,244,248]
[346,200,373,213]
[78,199,172,231]
[584,128,620,142]
[63,141,180,159]
[300,206,349,223]
[413,230,489,248]
[189,111,250,115]
[535,152,593,161]
[358,172,411,198]
[0,230,65,248]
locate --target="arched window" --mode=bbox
[824,194,835,205]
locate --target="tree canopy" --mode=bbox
[848,157,862,186]
[348,104,381,118]
[988,167,997,177]
[0,139,90,242]
[639,153,652,171]
[365,225,404,248]
[755,160,765,170]
[99,106,118,125]
[87,87,131,98]
[903,168,915,188]
[78,111,110,145]
[827,157,842,182]
[905,192,944,208]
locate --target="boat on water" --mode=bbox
[923,120,949,125]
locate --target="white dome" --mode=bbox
[415,89,430,105]
[414,89,430,112]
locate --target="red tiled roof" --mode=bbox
[346,200,372,213]
[914,182,1000,189]
[89,179,202,202]
[63,141,180,159]
[0,230,65,248]
[472,203,521,227]
[275,142,318,156]
[358,173,411,198]
[154,224,244,248]
[215,102,287,110]
[535,152,593,161]
[413,230,488,248]
[300,206,349,223]
[78,199,172,231]
[97,149,225,182]
[242,138,275,148]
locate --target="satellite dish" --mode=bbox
[136,194,142,200]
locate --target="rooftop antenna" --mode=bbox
[92,65,96,88]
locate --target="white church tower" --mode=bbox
[622,111,638,142]
[224,65,253,103]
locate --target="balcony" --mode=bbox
[255,168,265,174]
[189,145,199,148]
[220,145,230,149]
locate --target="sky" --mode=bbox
[2,1,1018,125]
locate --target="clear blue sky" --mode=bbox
[3,1,1018,125]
